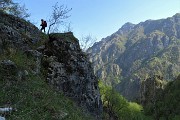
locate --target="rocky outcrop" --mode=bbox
[43,33,102,117]
[140,75,180,119]
[0,11,102,118]
[0,59,29,83]
[140,75,166,107]
[0,10,40,53]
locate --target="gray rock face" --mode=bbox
[88,13,180,100]
[0,11,40,53]
[43,33,102,117]
[140,75,166,107]
[0,11,102,118]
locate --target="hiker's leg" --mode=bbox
[42,27,45,33]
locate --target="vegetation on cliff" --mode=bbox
[98,75,180,120]
[143,75,180,120]
[0,10,96,119]
[99,81,152,120]
[0,49,93,120]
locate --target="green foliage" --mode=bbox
[150,30,165,36]
[105,74,121,87]
[144,74,180,120]
[99,81,152,120]
[124,102,152,120]
[0,49,34,70]
[49,32,78,43]
[0,7,93,119]
[31,32,49,49]
[0,74,92,120]
[0,50,93,120]
[99,81,126,119]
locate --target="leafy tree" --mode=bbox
[47,2,72,34]
[99,81,128,119]
[99,81,152,120]
[106,89,128,119]
[125,102,151,120]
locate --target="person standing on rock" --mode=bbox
[40,19,47,33]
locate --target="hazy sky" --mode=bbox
[15,0,180,41]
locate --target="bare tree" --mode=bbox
[0,0,13,11]
[0,0,30,19]
[10,3,30,19]
[47,2,72,34]
[64,22,73,32]
[79,34,97,52]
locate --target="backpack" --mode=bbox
[44,21,47,27]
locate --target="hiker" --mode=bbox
[40,19,47,33]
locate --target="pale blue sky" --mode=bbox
[15,0,180,41]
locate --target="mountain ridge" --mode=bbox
[88,13,180,100]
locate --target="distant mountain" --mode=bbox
[87,13,180,100]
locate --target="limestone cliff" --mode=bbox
[0,10,102,119]
[140,75,180,119]
[0,10,40,53]
[140,75,166,107]
[88,13,180,100]
[43,33,102,116]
